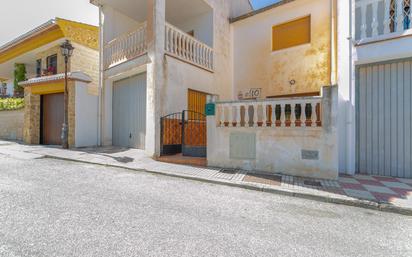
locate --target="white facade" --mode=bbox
[95,0,252,157]
[337,0,412,177]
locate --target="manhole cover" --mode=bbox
[243,174,282,186]
[220,169,237,174]
[304,180,322,187]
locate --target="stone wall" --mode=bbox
[23,91,41,144]
[70,43,99,96]
[0,109,24,141]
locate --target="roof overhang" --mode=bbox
[19,71,93,87]
[0,18,98,66]
[230,0,296,23]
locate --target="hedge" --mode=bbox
[0,98,25,111]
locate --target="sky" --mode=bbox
[0,0,279,46]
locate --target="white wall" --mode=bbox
[75,81,99,147]
[102,5,141,44]
[337,0,355,174]
[173,11,214,47]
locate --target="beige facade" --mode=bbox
[232,0,334,98]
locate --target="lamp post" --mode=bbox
[60,40,74,149]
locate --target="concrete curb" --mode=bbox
[44,155,412,216]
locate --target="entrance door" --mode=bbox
[112,73,147,149]
[357,58,412,178]
[42,93,64,145]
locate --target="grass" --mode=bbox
[0,98,25,111]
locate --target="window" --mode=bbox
[272,16,311,51]
[46,54,57,75]
[36,59,42,77]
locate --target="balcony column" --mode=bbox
[146,0,166,157]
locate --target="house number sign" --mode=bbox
[239,88,262,100]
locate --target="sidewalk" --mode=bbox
[1,140,411,216]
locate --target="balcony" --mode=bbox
[104,22,147,70]
[104,22,213,71]
[355,0,412,44]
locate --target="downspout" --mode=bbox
[330,0,337,86]
[97,5,104,146]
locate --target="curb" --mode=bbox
[44,155,412,216]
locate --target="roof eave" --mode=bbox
[230,0,296,23]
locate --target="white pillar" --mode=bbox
[146,0,166,157]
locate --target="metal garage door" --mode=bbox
[112,73,146,149]
[357,58,412,178]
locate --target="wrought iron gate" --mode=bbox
[160,110,206,157]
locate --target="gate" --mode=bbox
[160,110,206,157]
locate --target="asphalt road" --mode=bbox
[0,155,411,257]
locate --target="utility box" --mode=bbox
[205,103,215,116]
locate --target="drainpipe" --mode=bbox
[330,0,337,86]
[97,5,104,146]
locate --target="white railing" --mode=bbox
[104,22,147,69]
[165,23,214,71]
[356,0,411,41]
[216,97,322,128]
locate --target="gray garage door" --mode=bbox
[112,73,147,149]
[357,58,412,178]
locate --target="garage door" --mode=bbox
[42,93,64,145]
[357,58,412,178]
[112,73,146,149]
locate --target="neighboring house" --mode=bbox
[0,18,100,148]
[337,0,412,179]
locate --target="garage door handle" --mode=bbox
[129,133,132,139]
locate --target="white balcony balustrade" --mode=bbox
[356,0,412,41]
[165,23,214,71]
[104,22,147,70]
[216,97,322,129]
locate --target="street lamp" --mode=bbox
[60,40,74,149]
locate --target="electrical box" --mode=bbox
[205,103,215,116]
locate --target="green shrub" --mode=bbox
[0,98,25,111]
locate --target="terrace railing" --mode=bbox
[165,23,214,71]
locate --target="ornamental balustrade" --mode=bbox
[104,22,147,69]
[215,97,323,128]
[356,0,411,41]
[165,23,214,71]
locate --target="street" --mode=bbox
[0,155,411,257]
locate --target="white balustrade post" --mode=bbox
[301,103,307,128]
[244,105,250,127]
[360,2,368,39]
[396,0,405,32]
[219,105,225,127]
[311,102,318,127]
[280,103,286,127]
[262,104,267,127]
[271,104,276,127]
[236,104,241,127]
[228,104,233,127]
[290,103,296,127]
[253,103,258,127]
[371,1,379,37]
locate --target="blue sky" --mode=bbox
[251,0,281,9]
